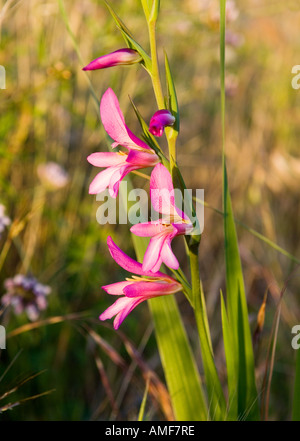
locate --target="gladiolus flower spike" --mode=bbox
[87,88,159,198]
[82,49,142,71]
[99,237,182,329]
[130,163,193,273]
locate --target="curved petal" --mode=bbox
[106,236,166,278]
[108,164,132,198]
[88,167,118,195]
[113,297,145,330]
[160,238,179,269]
[142,233,168,273]
[87,152,126,167]
[100,88,150,151]
[99,296,144,329]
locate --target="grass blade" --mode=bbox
[220,291,237,419]
[220,0,259,420]
[138,377,150,421]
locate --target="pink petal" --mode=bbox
[149,110,175,137]
[142,233,168,273]
[160,238,179,269]
[102,281,132,295]
[150,164,190,221]
[87,152,126,167]
[124,281,181,298]
[108,164,132,198]
[106,236,166,278]
[126,149,158,167]
[100,88,150,151]
[88,166,118,195]
[172,221,193,235]
[113,297,145,329]
[150,164,177,216]
[99,296,144,329]
[88,162,133,198]
[130,221,165,237]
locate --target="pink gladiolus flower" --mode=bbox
[99,236,182,329]
[130,164,193,272]
[82,49,141,71]
[149,109,175,137]
[88,88,159,197]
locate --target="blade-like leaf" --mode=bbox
[292,347,300,421]
[138,377,150,421]
[220,291,237,419]
[193,278,227,420]
[149,0,160,23]
[164,52,179,135]
[140,0,151,20]
[220,0,259,420]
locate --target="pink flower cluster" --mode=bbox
[85,53,190,329]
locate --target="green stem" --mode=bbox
[148,19,165,110]
[166,129,177,177]
[146,10,178,180]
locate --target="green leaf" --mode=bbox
[138,378,149,421]
[222,111,259,422]
[190,250,226,421]
[105,1,152,72]
[292,347,300,421]
[140,0,151,20]
[220,291,237,419]
[220,0,259,420]
[164,52,179,135]
[149,0,160,23]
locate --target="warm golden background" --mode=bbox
[0,0,299,420]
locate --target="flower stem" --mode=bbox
[147,18,178,179]
[148,20,164,109]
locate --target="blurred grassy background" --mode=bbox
[0,0,300,420]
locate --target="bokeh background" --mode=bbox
[0,0,300,421]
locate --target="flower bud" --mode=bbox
[82,49,142,71]
[149,109,176,137]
